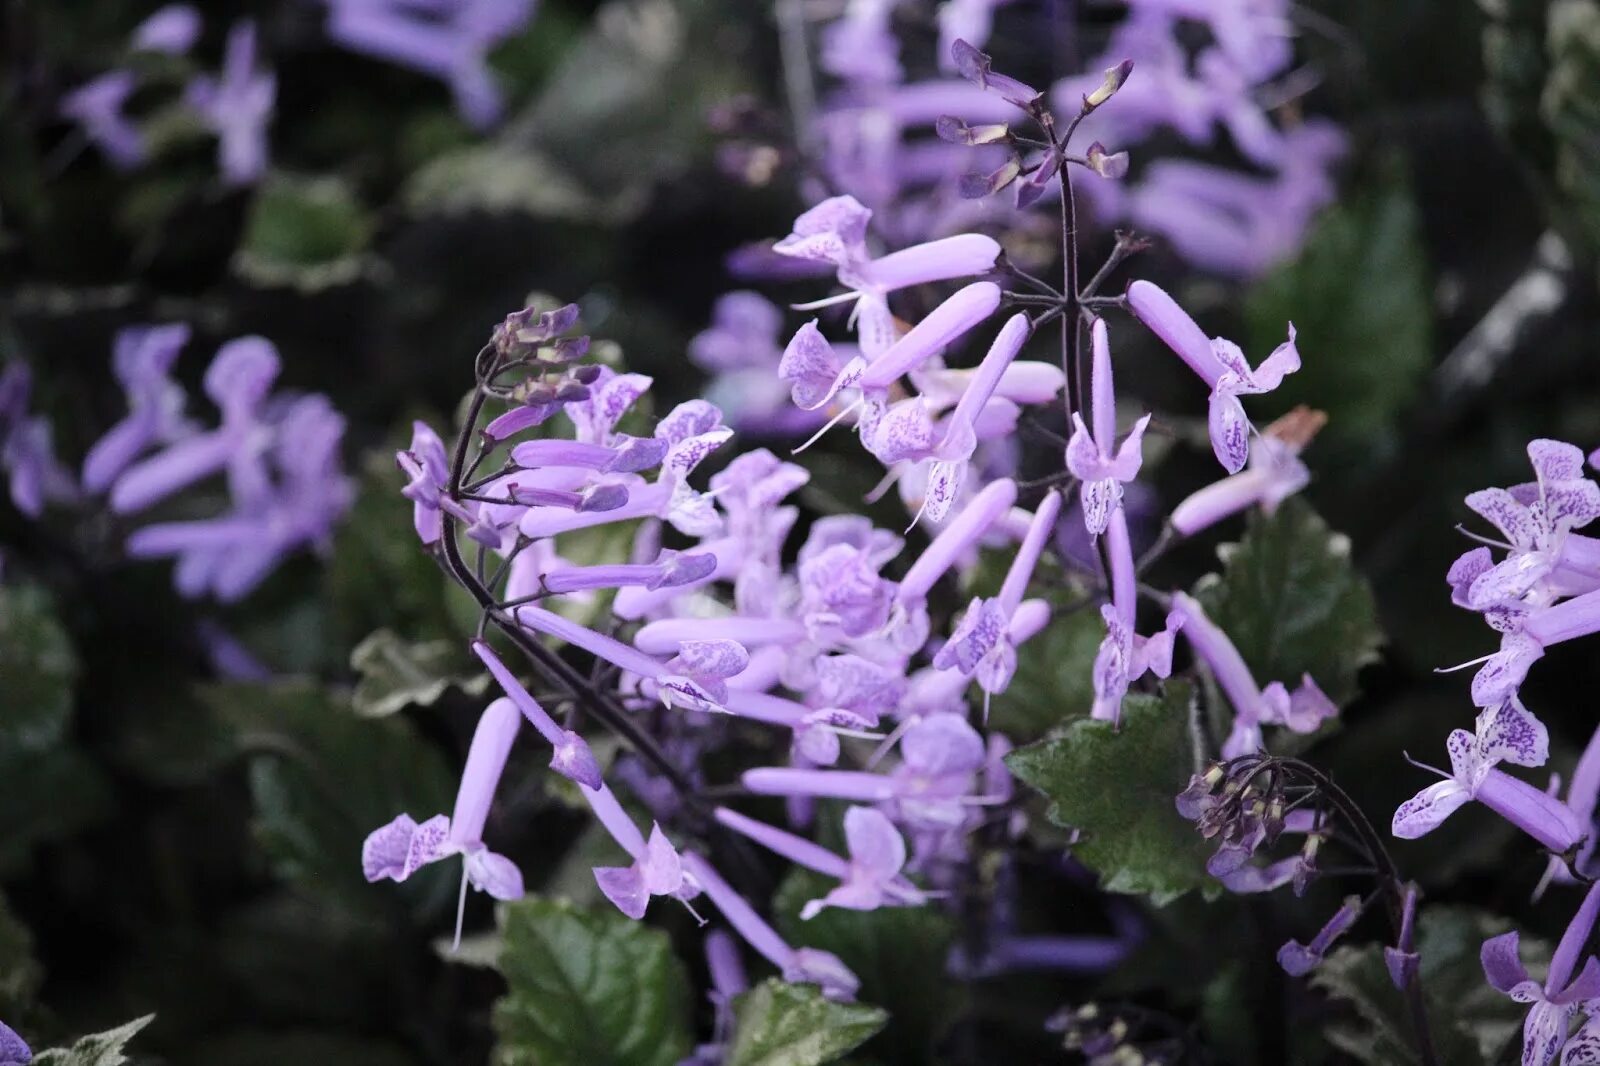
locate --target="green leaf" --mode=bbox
[725,979,887,1066]
[211,681,455,912]
[772,868,960,1066]
[1312,907,1541,1066]
[1244,171,1432,453]
[1005,682,1218,904]
[492,897,692,1066]
[1544,0,1600,256]
[233,174,374,290]
[350,628,488,718]
[0,584,78,752]
[0,746,113,877]
[33,1015,154,1066]
[1193,498,1382,708]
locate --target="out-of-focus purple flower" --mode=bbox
[1482,882,1600,1066]
[134,5,202,53]
[186,20,275,185]
[323,0,535,128]
[83,323,194,494]
[60,71,145,169]
[0,364,77,517]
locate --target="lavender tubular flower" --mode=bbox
[472,640,601,789]
[1170,407,1324,536]
[1482,882,1600,1066]
[680,851,861,1001]
[714,806,923,918]
[581,782,695,920]
[1169,592,1335,753]
[1126,280,1299,473]
[1392,701,1582,854]
[134,5,201,54]
[60,71,145,169]
[362,698,526,942]
[856,281,1003,392]
[186,20,275,185]
[1065,317,1149,536]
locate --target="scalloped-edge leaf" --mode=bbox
[725,978,887,1066]
[1006,682,1219,905]
[492,897,692,1066]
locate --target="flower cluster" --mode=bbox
[61,8,274,184]
[360,30,1346,1037]
[58,0,535,184]
[0,324,352,603]
[1383,439,1600,1064]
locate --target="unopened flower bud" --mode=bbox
[1086,142,1129,179]
[1084,60,1134,111]
[572,364,604,385]
[514,379,559,407]
[959,158,1022,199]
[935,114,1011,146]
[555,381,590,403]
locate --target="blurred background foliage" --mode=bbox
[3,0,1600,1063]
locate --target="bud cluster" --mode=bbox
[485,302,605,433]
[1046,1003,1187,1066]
[1177,757,1322,897]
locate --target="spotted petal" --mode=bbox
[1392,779,1471,839]
[1478,699,1550,770]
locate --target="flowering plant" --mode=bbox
[2,2,1599,1065]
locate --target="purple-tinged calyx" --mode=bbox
[1277,894,1362,976]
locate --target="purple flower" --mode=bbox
[891,476,1017,649]
[1090,600,1181,725]
[775,196,1000,359]
[1169,592,1337,754]
[932,490,1061,710]
[950,39,1041,111]
[473,640,602,790]
[1065,318,1149,536]
[134,5,202,54]
[1482,882,1600,1066]
[186,20,275,185]
[1170,406,1323,536]
[691,292,827,435]
[0,1020,28,1066]
[1277,895,1361,976]
[1457,440,1600,613]
[82,324,194,493]
[1393,701,1583,853]
[714,805,923,920]
[60,71,144,169]
[110,335,281,515]
[1541,721,1600,894]
[0,364,77,517]
[1126,280,1299,473]
[323,0,534,128]
[680,851,861,1001]
[363,698,526,938]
